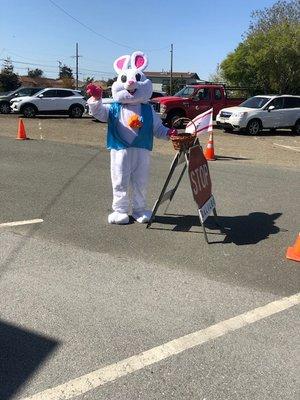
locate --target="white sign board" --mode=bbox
[198,195,216,223]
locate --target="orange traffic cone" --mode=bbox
[286,233,300,262]
[16,118,28,140]
[204,131,216,161]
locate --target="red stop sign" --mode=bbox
[188,145,212,208]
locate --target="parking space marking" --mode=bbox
[0,219,43,228]
[273,143,300,152]
[21,292,300,400]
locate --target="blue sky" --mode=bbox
[0,0,276,81]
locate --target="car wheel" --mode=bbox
[292,119,300,135]
[246,119,262,135]
[69,105,83,118]
[22,105,37,118]
[0,102,11,114]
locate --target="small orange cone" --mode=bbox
[16,118,28,140]
[204,131,216,161]
[286,233,300,262]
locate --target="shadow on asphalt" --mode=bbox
[0,320,59,400]
[215,155,250,161]
[225,129,295,137]
[151,212,282,245]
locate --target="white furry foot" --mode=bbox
[108,212,129,225]
[132,210,152,223]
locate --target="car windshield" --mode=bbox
[33,89,45,97]
[174,86,195,98]
[239,96,270,108]
[3,89,18,96]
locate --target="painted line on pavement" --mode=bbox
[21,293,300,400]
[0,219,43,228]
[273,143,300,152]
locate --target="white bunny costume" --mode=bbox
[88,51,170,224]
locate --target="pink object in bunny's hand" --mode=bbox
[86,83,102,99]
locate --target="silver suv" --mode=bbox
[11,88,87,118]
[0,87,44,114]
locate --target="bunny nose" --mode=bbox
[128,80,135,85]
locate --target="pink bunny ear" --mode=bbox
[113,55,130,74]
[131,51,148,71]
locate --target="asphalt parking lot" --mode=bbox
[0,113,299,400]
[0,113,300,168]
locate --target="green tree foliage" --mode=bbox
[220,0,300,94]
[59,65,74,79]
[28,68,44,78]
[0,58,20,92]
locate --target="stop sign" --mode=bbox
[188,145,212,208]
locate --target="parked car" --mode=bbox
[150,84,246,127]
[0,87,44,114]
[216,95,300,135]
[11,88,87,118]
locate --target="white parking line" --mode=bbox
[21,292,300,400]
[0,219,43,228]
[273,143,300,152]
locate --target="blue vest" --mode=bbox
[107,102,153,151]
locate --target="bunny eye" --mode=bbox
[135,73,141,81]
[121,75,127,83]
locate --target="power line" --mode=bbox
[0,57,114,76]
[49,0,135,50]
[48,0,169,52]
[0,58,57,69]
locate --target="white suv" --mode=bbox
[11,88,87,118]
[216,95,300,135]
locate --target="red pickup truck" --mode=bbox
[150,84,246,127]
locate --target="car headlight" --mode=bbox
[160,104,166,113]
[232,111,247,118]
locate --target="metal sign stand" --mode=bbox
[146,140,221,243]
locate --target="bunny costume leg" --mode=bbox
[131,148,152,223]
[110,149,131,224]
[110,147,151,224]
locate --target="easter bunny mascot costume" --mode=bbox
[87,51,177,225]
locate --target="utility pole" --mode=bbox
[57,60,62,78]
[170,43,173,95]
[71,42,82,89]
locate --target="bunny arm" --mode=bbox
[151,108,170,140]
[88,98,170,140]
[87,97,110,122]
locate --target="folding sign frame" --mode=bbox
[146,138,222,243]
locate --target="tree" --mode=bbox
[106,77,117,87]
[82,76,94,90]
[208,64,227,84]
[28,68,44,78]
[0,58,20,92]
[59,65,74,79]
[61,77,75,89]
[163,77,186,95]
[219,0,300,94]
[247,0,300,35]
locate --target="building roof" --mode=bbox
[145,71,200,79]
[19,76,84,88]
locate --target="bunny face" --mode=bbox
[112,51,153,105]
